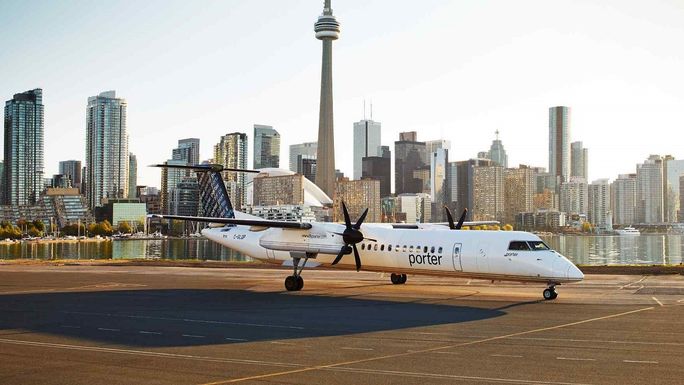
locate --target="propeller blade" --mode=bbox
[341,201,352,228]
[444,206,455,230]
[352,244,361,272]
[331,247,346,266]
[353,208,369,230]
[455,208,468,230]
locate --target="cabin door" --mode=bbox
[452,243,463,271]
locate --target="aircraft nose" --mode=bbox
[567,262,584,281]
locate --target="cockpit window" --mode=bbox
[527,241,550,251]
[508,241,530,251]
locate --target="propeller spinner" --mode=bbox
[331,201,376,271]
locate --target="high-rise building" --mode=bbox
[59,160,82,192]
[333,178,380,223]
[170,177,199,216]
[425,139,451,155]
[3,89,44,206]
[395,131,428,195]
[253,174,306,206]
[504,166,535,226]
[680,175,684,222]
[85,91,129,210]
[560,177,588,216]
[472,165,504,222]
[314,0,341,198]
[160,159,187,214]
[612,174,637,226]
[289,142,317,172]
[663,157,683,223]
[430,148,448,221]
[453,158,493,220]
[636,155,664,223]
[214,132,248,208]
[173,138,200,166]
[488,130,508,168]
[362,156,391,198]
[397,193,431,223]
[128,153,137,199]
[353,118,381,180]
[253,125,280,169]
[588,179,611,230]
[297,155,317,182]
[549,106,571,184]
[571,141,589,180]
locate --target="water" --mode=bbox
[0,235,682,265]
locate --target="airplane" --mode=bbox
[150,164,583,300]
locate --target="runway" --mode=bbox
[0,265,683,384]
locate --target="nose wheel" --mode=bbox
[543,286,558,300]
[390,273,407,285]
[284,255,309,292]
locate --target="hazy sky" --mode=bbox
[2,0,683,187]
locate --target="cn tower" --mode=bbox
[314,0,340,199]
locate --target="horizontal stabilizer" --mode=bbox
[148,214,312,229]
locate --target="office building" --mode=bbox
[664,158,684,223]
[253,174,306,206]
[173,138,200,166]
[425,139,451,155]
[128,153,137,199]
[571,141,589,180]
[430,148,448,221]
[395,131,428,195]
[254,125,280,169]
[636,155,664,223]
[487,130,508,168]
[560,177,588,216]
[51,174,70,189]
[504,166,535,226]
[85,91,129,210]
[453,158,494,220]
[314,0,341,198]
[59,160,82,191]
[588,179,612,230]
[362,155,391,198]
[289,142,317,172]
[160,159,187,214]
[612,174,637,226]
[549,106,571,184]
[680,175,684,222]
[472,165,504,222]
[333,178,381,223]
[397,193,431,223]
[170,177,199,216]
[353,118,381,179]
[214,132,248,208]
[3,89,44,205]
[296,155,317,182]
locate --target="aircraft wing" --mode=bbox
[148,214,313,229]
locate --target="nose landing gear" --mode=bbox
[543,285,558,300]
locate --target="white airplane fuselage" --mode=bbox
[202,222,584,284]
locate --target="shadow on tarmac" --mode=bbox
[0,289,506,347]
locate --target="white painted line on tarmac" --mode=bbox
[225,338,248,342]
[492,354,523,358]
[433,351,460,355]
[182,334,205,338]
[341,347,373,351]
[97,328,119,332]
[270,341,296,346]
[60,325,80,329]
[139,331,162,335]
[678,299,684,303]
[556,357,596,361]
[623,360,658,364]
[652,297,664,307]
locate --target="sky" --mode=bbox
[1,0,683,188]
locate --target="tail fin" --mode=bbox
[152,164,259,219]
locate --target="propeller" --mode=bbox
[331,201,376,271]
[445,207,468,230]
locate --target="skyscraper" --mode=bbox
[59,160,82,191]
[362,155,391,198]
[333,178,381,223]
[85,91,129,210]
[173,138,200,166]
[611,174,637,226]
[636,155,664,223]
[3,89,44,205]
[571,141,589,180]
[214,132,248,208]
[454,158,494,221]
[353,118,381,179]
[549,106,570,184]
[128,153,137,199]
[472,165,504,222]
[560,177,588,216]
[588,179,611,230]
[314,0,341,199]
[289,142,317,173]
[253,125,280,169]
[663,156,683,223]
[430,148,448,221]
[488,130,508,168]
[395,131,428,195]
[504,166,535,226]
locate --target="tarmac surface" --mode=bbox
[0,264,683,384]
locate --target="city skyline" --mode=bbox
[1,1,683,188]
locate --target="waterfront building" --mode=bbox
[96,198,147,228]
[361,155,391,198]
[560,177,588,216]
[333,178,381,223]
[504,166,535,226]
[430,148,449,221]
[253,125,280,169]
[128,153,137,199]
[59,160,82,192]
[549,106,571,185]
[472,165,504,222]
[516,210,566,231]
[3,89,44,206]
[612,174,637,226]
[0,188,94,229]
[214,132,248,208]
[589,179,612,231]
[314,0,341,198]
[253,174,305,206]
[453,158,494,221]
[160,159,187,214]
[487,130,508,168]
[664,158,684,223]
[85,91,129,210]
[170,177,199,216]
[289,142,317,172]
[571,141,589,181]
[636,155,664,223]
[680,175,684,222]
[395,131,428,195]
[397,193,431,223]
[353,118,381,179]
[139,187,161,215]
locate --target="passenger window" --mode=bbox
[381,244,385,251]
[402,245,407,252]
[508,241,531,251]
[438,247,443,254]
[396,245,400,252]
[374,244,378,251]
[527,241,550,251]
[423,246,428,253]
[362,244,367,250]
[388,245,392,251]
[409,246,414,252]
[430,246,435,253]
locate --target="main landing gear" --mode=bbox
[390,273,407,285]
[543,285,558,300]
[284,255,309,292]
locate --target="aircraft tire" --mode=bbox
[285,276,298,291]
[400,274,407,284]
[543,288,557,300]
[296,276,304,290]
[390,273,401,284]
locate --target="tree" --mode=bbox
[582,222,593,233]
[503,224,514,231]
[118,221,132,234]
[32,220,45,232]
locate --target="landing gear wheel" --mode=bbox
[391,273,407,285]
[285,276,301,291]
[543,288,557,300]
[296,276,304,290]
[400,274,407,284]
